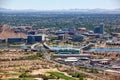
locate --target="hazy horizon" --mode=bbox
[0,0,120,10]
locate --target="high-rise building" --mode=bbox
[94,23,104,34]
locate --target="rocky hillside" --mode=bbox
[0,25,27,40]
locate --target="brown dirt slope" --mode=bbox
[0,25,27,40]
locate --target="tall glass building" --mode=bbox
[94,23,104,34]
[27,34,45,44]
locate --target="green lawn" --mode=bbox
[48,72,77,80]
[7,78,35,80]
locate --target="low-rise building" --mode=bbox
[7,37,26,43]
[0,39,6,43]
[90,59,111,65]
[64,57,78,62]
[72,35,84,42]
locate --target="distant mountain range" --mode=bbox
[0,8,120,14]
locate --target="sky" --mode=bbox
[0,0,120,10]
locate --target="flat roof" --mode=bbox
[53,54,93,57]
[65,57,78,62]
[27,34,45,36]
[91,59,111,61]
[112,65,120,69]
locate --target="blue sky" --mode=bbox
[0,0,120,10]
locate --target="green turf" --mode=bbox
[7,78,35,80]
[48,72,76,80]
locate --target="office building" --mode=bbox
[27,34,45,44]
[7,38,26,43]
[72,35,84,42]
[0,39,6,43]
[27,31,35,35]
[94,23,104,34]
[68,27,76,35]
[58,34,67,40]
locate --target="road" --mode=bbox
[33,43,105,80]
[43,53,105,80]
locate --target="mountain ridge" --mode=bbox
[0,8,120,14]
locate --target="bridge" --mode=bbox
[33,42,94,52]
[31,43,42,50]
[43,42,53,50]
[81,43,95,50]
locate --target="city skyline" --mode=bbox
[0,0,120,10]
